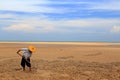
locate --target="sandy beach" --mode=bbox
[0,42,120,80]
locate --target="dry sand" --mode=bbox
[0,42,120,80]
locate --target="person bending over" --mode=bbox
[17,46,36,71]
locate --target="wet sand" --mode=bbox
[0,42,120,80]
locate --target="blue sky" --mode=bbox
[0,0,120,42]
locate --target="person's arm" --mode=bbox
[17,50,22,57]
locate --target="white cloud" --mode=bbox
[0,0,120,15]
[0,14,15,18]
[3,23,55,33]
[111,26,120,33]
[0,0,68,13]
[3,24,35,32]
[90,1,120,10]
[59,19,119,27]
[2,18,120,33]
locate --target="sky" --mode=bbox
[0,0,120,42]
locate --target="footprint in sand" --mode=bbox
[14,68,22,71]
[0,57,18,62]
[57,56,74,59]
[85,52,102,56]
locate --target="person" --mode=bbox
[17,46,36,71]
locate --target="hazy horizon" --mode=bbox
[0,40,120,43]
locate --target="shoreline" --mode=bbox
[0,41,120,46]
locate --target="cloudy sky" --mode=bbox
[0,0,120,42]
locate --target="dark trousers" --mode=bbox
[21,57,31,67]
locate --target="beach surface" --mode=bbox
[0,42,120,80]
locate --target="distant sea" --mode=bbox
[0,40,120,43]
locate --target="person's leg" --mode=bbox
[21,57,26,71]
[29,67,31,71]
[22,66,25,71]
[26,58,31,71]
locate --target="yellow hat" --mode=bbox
[28,46,36,52]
